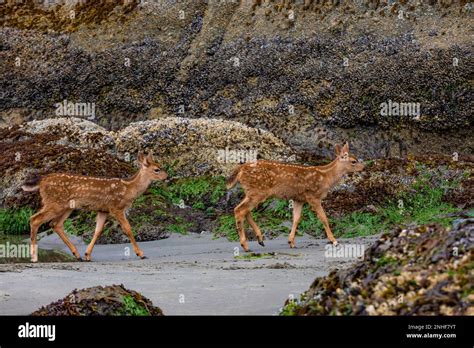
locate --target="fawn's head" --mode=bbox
[335,142,364,173]
[137,151,168,181]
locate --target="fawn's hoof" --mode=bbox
[76,257,83,262]
[140,255,148,260]
[258,240,265,247]
[332,240,339,246]
[288,240,295,248]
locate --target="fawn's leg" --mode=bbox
[84,212,108,261]
[112,210,145,259]
[246,213,265,246]
[234,196,251,252]
[29,207,61,262]
[288,201,303,248]
[29,209,46,263]
[234,195,263,251]
[51,209,82,260]
[309,199,338,245]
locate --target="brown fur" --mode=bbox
[24,152,167,262]
[227,142,364,251]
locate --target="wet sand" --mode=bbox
[0,233,379,315]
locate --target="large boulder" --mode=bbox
[113,117,294,176]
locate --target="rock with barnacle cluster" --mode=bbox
[281,218,473,316]
[31,284,164,316]
[113,117,294,177]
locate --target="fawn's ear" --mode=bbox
[138,151,148,167]
[335,144,342,156]
[342,142,349,154]
[145,151,154,165]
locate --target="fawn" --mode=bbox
[226,142,364,251]
[22,152,167,262]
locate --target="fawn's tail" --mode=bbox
[22,185,39,192]
[226,165,242,189]
[22,174,41,192]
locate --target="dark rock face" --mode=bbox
[281,218,474,316]
[0,1,472,158]
[31,284,164,316]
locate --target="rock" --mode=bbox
[0,2,471,158]
[365,205,378,213]
[20,117,115,150]
[281,219,474,316]
[31,284,164,316]
[113,117,294,176]
[0,248,75,264]
[451,218,474,231]
[0,122,135,208]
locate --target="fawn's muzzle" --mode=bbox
[355,163,365,171]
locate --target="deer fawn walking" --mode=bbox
[227,142,364,251]
[22,152,167,262]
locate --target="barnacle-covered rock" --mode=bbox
[31,284,164,316]
[0,1,472,158]
[281,219,474,316]
[21,117,115,150]
[113,117,293,176]
[0,122,134,208]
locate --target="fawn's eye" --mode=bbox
[154,168,161,173]
[351,159,358,164]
